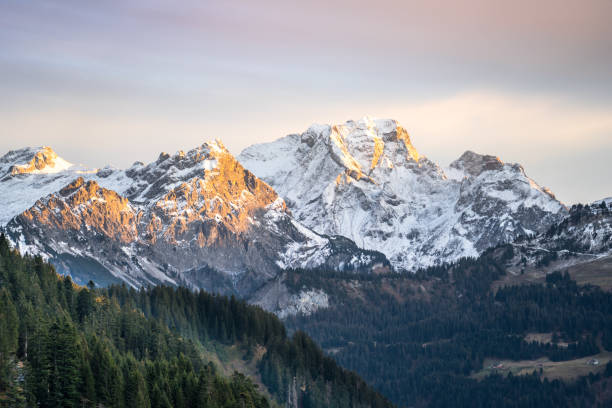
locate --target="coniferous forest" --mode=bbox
[2,209,612,407]
[2,232,612,407]
[284,246,612,407]
[0,234,392,408]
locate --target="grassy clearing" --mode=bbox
[565,255,612,290]
[492,254,612,292]
[197,341,274,401]
[523,332,573,348]
[472,351,612,381]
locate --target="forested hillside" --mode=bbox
[285,246,612,407]
[0,234,392,408]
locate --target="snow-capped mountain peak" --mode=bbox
[117,140,230,202]
[3,140,388,293]
[323,117,420,176]
[0,146,74,178]
[0,146,98,226]
[239,118,567,271]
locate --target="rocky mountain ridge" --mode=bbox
[239,117,567,271]
[0,117,585,315]
[502,200,612,276]
[2,142,387,295]
[0,146,95,225]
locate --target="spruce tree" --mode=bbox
[0,289,18,390]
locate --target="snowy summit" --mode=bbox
[239,117,567,271]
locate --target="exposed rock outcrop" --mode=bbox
[239,117,567,271]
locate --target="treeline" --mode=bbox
[0,234,393,408]
[285,248,612,407]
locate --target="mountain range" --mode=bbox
[2,141,384,296]
[2,117,612,407]
[1,117,603,315]
[239,117,566,271]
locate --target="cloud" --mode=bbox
[1,1,610,204]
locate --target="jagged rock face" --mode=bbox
[20,178,139,243]
[238,117,567,271]
[499,201,612,275]
[4,141,388,294]
[0,147,95,225]
[535,202,612,254]
[9,178,150,288]
[449,151,504,177]
[0,146,72,177]
[450,152,566,253]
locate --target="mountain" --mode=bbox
[280,248,612,407]
[0,234,394,408]
[238,117,567,271]
[2,142,387,295]
[496,199,612,286]
[527,200,612,257]
[279,203,612,406]
[0,146,95,226]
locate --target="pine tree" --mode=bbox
[0,288,18,390]
[124,357,150,408]
[79,359,96,407]
[76,289,93,323]
[46,320,80,408]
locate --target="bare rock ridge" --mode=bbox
[0,146,71,178]
[502,201,612,279]
[238,116,567,271]
[24,177,138,244]
[449,151,504,177]
[0,146,95,225]
[2,140,387,295]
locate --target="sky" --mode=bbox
[1,0,611,204]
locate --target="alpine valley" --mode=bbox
[2,117,612,407]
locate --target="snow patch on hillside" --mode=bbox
[277,289,329,319]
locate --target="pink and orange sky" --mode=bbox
[1,0,611,204]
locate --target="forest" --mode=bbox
[0,234,392,408]
[284,246,612,407]
[2,211,612,407]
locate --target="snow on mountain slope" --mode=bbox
[238,117,567,271]
[3,141,387,294]
[498,201,612,279]
[0,146,73,176]
[0,147,96,225]
[594,197,612,206]
[538,202,612,255]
